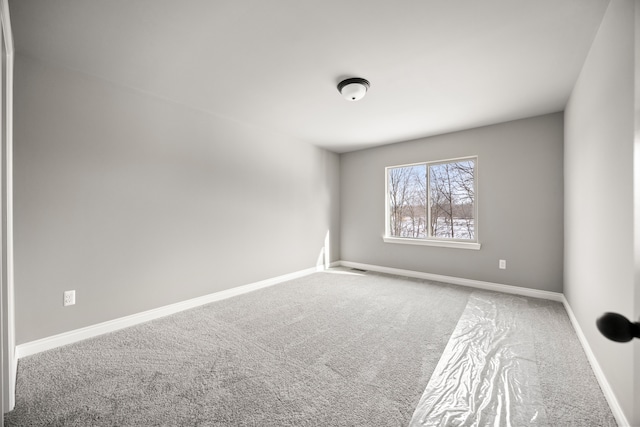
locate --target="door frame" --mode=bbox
[0,0,14,417]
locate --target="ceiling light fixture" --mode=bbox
[337,77,370,101]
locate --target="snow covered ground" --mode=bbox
[396,217,474,240]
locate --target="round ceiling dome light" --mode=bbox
[337,77,370,101]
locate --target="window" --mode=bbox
[384,157,480,250]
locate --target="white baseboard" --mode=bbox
[16,267,318,359]
[316,261,341,271]
[561,296,630,427]
[338,260,564,302]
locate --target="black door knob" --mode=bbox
[596,312,640,342]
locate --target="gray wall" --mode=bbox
[564,0,637,424]
[13,55,340,344]
[340,113,564,292]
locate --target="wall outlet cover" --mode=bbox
[63,290,76,306]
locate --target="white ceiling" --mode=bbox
[9,0,610,152]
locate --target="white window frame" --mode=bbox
[384,156,481,250]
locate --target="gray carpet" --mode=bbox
[6,270,470,426]
[5,269,616,426]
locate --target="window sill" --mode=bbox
[383,236,481,250]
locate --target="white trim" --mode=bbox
[16,267,317,359]
[383,236,481,250]
[386,155,479,171]
[328,261,341,269]
[5,45,14,413]
[561,296,630,427]
[316,260,340,272]
[0,0,14,412]
[338,260,563,301]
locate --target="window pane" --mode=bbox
[388,164,427,238]
[429,159,475,240]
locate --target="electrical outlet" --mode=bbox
[499,259,507,270]
[63,290,76,306]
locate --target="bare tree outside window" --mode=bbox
[429,160,475,239]
[387,158,476,241]
[388,164,426,238]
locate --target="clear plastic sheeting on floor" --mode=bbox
[409,292,548,427]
